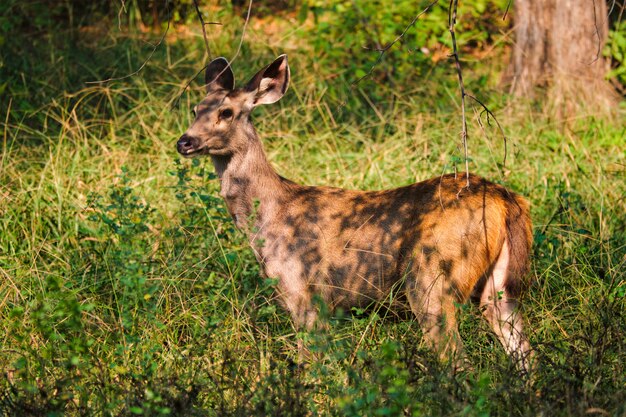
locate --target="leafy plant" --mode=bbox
[606,20,626,89]
[303,0,509,102]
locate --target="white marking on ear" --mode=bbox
[259,78,273,92]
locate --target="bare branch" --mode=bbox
[172,0,254,109]
[609,0,626,28]
[171,64,209,109]
[448,0,469,185]
[88,2,171,84]
[502,0,512,21]
[117,1,127,31]
[589,0,624,65]
[351,0,440,86]
[591,0,626,64]
[351,0,384,51]
[228,0,254,68]
[466,93,508,169]
[193,0,212,60]
[590,0,602,64]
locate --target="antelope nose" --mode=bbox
[177,134,196,154]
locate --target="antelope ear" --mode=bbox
[205,57,235,92]
[244,54,290,106]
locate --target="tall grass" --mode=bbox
[1,11,625,417]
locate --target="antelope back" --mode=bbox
[259,174,523,309]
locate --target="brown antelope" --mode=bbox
[177,55,534,371]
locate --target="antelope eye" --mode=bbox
[219,108,234,119]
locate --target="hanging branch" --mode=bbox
[227,0,254,69]
[170,65,208,109]
[117,0,127,30]
[87,2,171,84]
[448,0,469,186]
[590,0,625,64]
[193,0,214,61]
[172,0,253,109]
[348,0,509,177]
[502,0,512,21]
[590,0,603,64]
[450,2,512,178]
[349,0,509,179]
[351,0,441,86]
[466,93,508,168]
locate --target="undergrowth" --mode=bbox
[1,4,625,417]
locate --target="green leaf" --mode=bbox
[298,4,309,23]
[355,69,367,79]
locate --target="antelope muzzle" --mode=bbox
[177,134,202,156]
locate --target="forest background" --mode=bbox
[0,0,625,415]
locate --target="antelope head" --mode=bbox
[177,55,290,158]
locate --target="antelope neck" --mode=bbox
[211,129,291,229]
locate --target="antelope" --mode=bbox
[177,55,534,371]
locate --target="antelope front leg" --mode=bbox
[269,265,319,361]
[407,273,465,368]
[278,287,318,331]
[266,261,317,330]
[280,287,318,363]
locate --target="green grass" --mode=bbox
[1,10,625,417]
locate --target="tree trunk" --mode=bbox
[505,0,616,115]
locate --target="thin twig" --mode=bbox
[118,0,127,31]
[193,0,212,60]
[448,0,469,185]
[172,0,254,109]
[502,0,512,21]
[87,2,171,84]
[351,0,440,86]
[171,65,209,109]
[590,0,625,65]
[228,0,254,69]
[350,1,391,82]
[466,93,508,169]
[615,1,626,28]
[352,0,384,52]
[594,0,626,61]
[590,0,602,64]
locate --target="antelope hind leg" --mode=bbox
[480,241,533,374]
